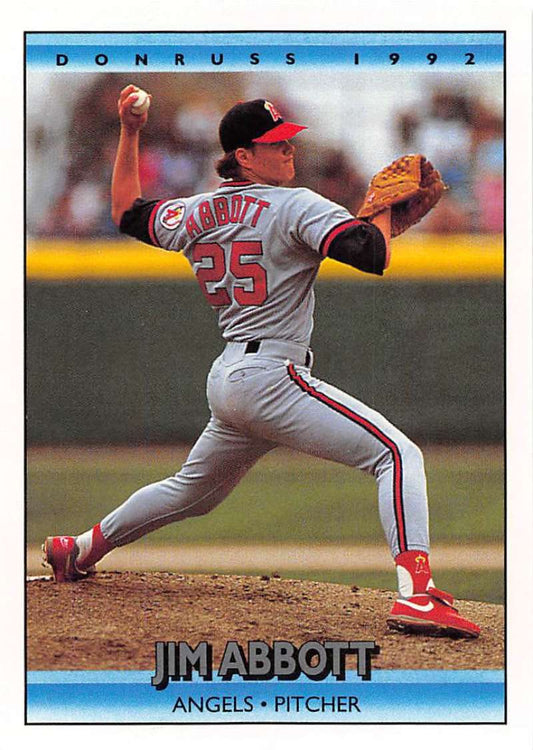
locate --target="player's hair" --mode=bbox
[215,150,243,179]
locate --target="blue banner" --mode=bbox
[25,32,504,71]
[27,670,505,723]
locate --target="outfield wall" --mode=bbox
[26,236,504,445]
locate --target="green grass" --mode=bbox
[275,569,504,604]
[27,445,504,602]
[27,445,504,546]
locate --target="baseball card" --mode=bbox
[14,1,532,741]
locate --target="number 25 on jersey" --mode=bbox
[192,241,268,308]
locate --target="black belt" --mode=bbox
[245,340,311,367]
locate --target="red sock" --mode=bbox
[76,523,113,570]
[394,550,434,598]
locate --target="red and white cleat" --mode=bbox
[387,590,480,638]
[42,536,95,583]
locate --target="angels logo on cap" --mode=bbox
[264,100,282,122]
[219,98,307,153]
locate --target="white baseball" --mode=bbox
[131,89,150,115]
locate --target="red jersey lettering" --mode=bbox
[251,200,271,227]
[240,195,257,222]
[186,214,202,239]
[198,201,216,230]
[230,195,243,223]
[213,196,230,226]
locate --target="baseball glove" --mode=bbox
[356,154,445,237]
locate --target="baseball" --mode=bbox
[130,88,150,115]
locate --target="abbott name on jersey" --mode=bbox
[184,194,272,240]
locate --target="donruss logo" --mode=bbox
[161,202,186,229]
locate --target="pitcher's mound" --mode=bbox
[27,572,504,671]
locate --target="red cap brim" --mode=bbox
[252,121,307,144]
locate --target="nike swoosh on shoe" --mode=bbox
[399,600,434,613]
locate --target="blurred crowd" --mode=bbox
[31,78,503,238]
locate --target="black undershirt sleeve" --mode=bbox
[326,221,387,275]
[119,197,161,245]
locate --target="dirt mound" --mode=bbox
[27,572,504,671]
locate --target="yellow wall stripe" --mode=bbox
[26,234,503,281]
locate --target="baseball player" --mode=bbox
[43,84,480,638]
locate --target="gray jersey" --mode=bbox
[101,177,429,582]
[148,181,359,345]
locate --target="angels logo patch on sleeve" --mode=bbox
[160,201,186,229]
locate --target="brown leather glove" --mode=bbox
[357,154,445,237]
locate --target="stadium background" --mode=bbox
[26,70,504,602]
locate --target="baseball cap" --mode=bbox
[219,99,307,152]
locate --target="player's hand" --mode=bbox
[117,84,151,134]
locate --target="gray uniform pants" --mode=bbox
[101,340,429,558]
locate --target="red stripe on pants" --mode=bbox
[286,363,407,553]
